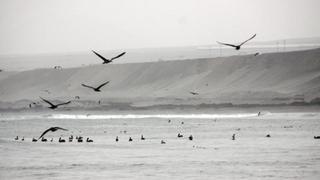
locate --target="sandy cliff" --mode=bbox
[0,48,320,108]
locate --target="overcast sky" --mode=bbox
[0,0,320,55]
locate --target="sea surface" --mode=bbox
[0,111,320,179]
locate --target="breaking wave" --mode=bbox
[49,113,259,119]
[0,113,265,121]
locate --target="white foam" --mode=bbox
[49,113,258,120]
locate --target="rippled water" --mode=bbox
[1,111,320,179]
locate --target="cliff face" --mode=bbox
[0,48,320,105]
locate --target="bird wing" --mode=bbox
[239,34,256,46]
[38,128,52,140]
[56,101,71,107]
[81,84,96,90]
[53,127,68,131]
[40,97,55,107]
[110,52,126,61]
[92,50,111,63]
[96,81,110,90]
[217,41,237,48]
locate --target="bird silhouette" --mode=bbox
[81,81,110,92]
[92,50,126,64]
[86,138,93,142]
[217,34,256,50]
[189,91,199,95]
[38,127,68,140]
[232,134,236,140]
[59,137,66,143]
[40,97,71,109]
[141,135,145,140]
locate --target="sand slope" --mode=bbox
[0,48,320,105]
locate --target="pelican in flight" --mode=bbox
[81,81,110,92]
[40,97,71,109]
[217,34,256,50]
[38,127,68,140]
[92,50,126,64]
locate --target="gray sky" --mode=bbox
[0,0,320,55]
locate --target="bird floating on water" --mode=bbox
[141,135,145,140]
[78,136,83,142]
[92,50,126,64]
[232,134,236,140]
[217,34,256,50]
[69,135,73,142]
[59,137,66,143]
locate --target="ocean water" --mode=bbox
[0,111,320,179]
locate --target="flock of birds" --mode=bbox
[33,34,258,109]
[17,34,263,143]
[14,127,94,143]
[14,119,197,144]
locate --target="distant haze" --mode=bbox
[0,0,320,55]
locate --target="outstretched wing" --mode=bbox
[56,101,71,107]
[40,97,55,107]
[38,128,52,140]
[53,127,68,131]
[239,34,256,46]
[38,127,68,139]
[217,41,237,48]
[110,52,126,61]
[92,50,111,63]
[96,81,110,90]
[82,84,95,90]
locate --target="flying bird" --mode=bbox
[38,127,68,140]
[40,97,71,109]
[217,34,256,50]
[189,91,199,95]
[81,81,110,92]
[92,50,126,64]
